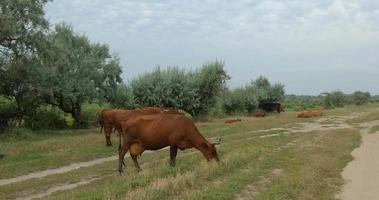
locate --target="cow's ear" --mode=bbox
[201,143,209,149]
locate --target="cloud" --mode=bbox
[45,0,379,94]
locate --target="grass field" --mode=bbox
[0,104,378,200]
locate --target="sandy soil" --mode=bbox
[337,120,379,200]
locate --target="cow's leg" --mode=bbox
[118,140,131,175]
[105,127,112,147]
[131,154,141,171]
[118,130,122,151]
[170,145,178,167]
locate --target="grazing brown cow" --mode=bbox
[98,107,183,147]
[224,119,242,124]
[251,110,266,118]
[118,113,219,173]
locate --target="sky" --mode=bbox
[45,0,379,95]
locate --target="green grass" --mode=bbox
[0,104,376,200]
[253,129,360,200]
[345,110,379,124]
[0,128,119,179]
[0,111,302,179]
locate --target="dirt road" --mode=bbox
[338,120,379,200]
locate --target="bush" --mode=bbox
[24,106,67,130]
[284,95,323,111]
[352,91,370,105]
[131,61,229,116]
[0,96,18,129]
[323,91,348,108]
[80,102,106,128]
[108,84,135,109]
[222,76,285,115]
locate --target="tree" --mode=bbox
[108,83,135,109]
[190,61,230,115]
[0,0,50,126]
[352,91,370,105]
[322,91,347,108]
[40,24,122,126]
[222,76,285,115]
[131,61,230,116]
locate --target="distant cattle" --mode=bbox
[118,113,219,173]
[97,107,183,147]
[258,102,285,113]
[297,110,323,118]
[251,110,266,118]
[224,119,242,124]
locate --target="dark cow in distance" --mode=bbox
[258,102,284,113]
[98,107,183,147]
[118,113,219,173]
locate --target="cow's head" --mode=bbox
[200,142,220,162]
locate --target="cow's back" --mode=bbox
[124,114,196,150]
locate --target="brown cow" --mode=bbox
[297,110,323,118]
[251,110,266,118]
[118,113,219,173]
[98,107,183,147]
[297,111,314,118]
[224,119,242,124]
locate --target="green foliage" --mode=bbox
[80,102,104,128]
[0,0,48,57]
[24,106,67,130]
[352,91,370,105]
[191,61,230,115]
[223,87,259,115]
[252,76,285,103]
[131,61,229,116]
[222,76,285,115]
[322,91,347,108]
[284,95,323,111]
[0,0,50,128]
[39,23,122,126]
[107,83,135,109]
[0,96,18,129]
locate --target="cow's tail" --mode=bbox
[97,110,104,134]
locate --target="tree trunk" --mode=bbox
[71,105,83,128]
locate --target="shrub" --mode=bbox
[222,76,284,115]
[24,105,67,130]
[131,61,229,116]
[284,95,323,111]
[322,91,348,108]
[352,91,370,105]
[0,96,18,130]
[80,102,105,128]
[108,83,135,109]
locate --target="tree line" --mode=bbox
[0,1,373,132]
